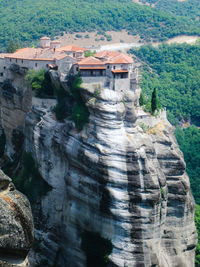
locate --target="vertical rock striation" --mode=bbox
[23,83,197,266]
[0,70,197,266]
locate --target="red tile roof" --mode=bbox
[107,54,133,64]
[94,50,133,64]
[78,56,105,66]
[94,50,121,59]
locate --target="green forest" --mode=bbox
[146,0,200,20]
[0,0,200,51]
[130,43,200,126]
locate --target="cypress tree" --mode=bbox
[151,87,158,114]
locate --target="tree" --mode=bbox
[151,87,159,114]
[139,92,145,106]
[6,40,20,53]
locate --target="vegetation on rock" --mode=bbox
[25,69,55,97]
[54,74,89,131]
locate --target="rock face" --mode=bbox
[0,71,197,266]
[24,81,197,266]
[0,170,34,266]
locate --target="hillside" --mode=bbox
[0,0,200,51]
[130,43,200,126]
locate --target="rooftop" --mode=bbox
[107,54,133,64]
[94,50,121,59]
[78,56,105,66]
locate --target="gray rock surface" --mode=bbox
[24,83,197,266]
[0,170,34,266]
[0,71,197,266]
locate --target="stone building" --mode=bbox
[0,37,139,92]
[0,37,88,82]
[74,50,139,92]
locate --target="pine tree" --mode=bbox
[151,88,158,114]
[6,40,20,53]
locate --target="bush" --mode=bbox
[105,35,112,42]
[71,104,89,131]
[25,70,55,97]
[75,34,82,38]
[84,51,96,57]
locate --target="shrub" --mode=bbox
[25,70,55,97]
[75,34,82,38]
[105,35,112,42]
[71,104,89,131]
[84,51,96,57]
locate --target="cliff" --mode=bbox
[0,72,197,266]
[0,170,34,266]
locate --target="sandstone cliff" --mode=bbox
[0,72,197,266]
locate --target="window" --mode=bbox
[3,66,6,70]
[113,66,116,70]
[73,53,76,58]
[0,73,3,77]
[16,59,17,63]
[107,65,109,69]
[10,59,11,62]
[76,67,79,71]
[35,63,37,67]
[21,60,23,63]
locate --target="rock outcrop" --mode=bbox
[0,170,34,266]
[0,71,197,266]
[24,80,197,266]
